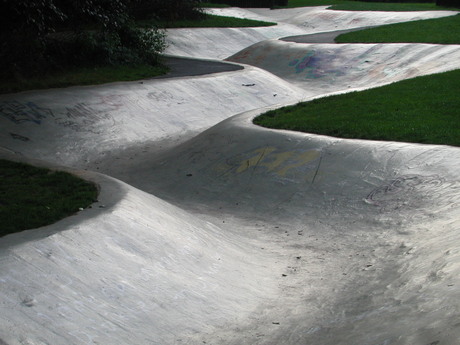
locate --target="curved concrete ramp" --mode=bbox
[117,109,460,345]
[0,156,277,345]
[227,40,460,94]
[1,5,460,345]
[166,7,457,59]
[0,66,305,167]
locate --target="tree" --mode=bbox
[0,0,167,80]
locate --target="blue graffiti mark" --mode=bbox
[289,51,327,79]
[289,51,349,80]
[289,51,316,74]
[0,101,54,124]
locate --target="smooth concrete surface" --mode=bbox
[166,7,457,59]
[227,41,460,94]
[1,6,460,345]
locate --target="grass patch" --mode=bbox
[336,13,460,44]
[254,69,460,147]
[153,14,276,28]
[283,0,455,10]
[0,160,98,237]
[330,1,453,11]
[0,64,169,95]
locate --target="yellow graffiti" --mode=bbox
[234,146,320,177]
[277,150,320,176]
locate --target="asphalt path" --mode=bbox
[157,27,372,79]
[155,55,244,79]
[281,26,377,43]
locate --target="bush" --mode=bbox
[45,24,166,69]
[0,0,65,79]
[0,0,167,80]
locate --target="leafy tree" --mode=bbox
[0,0,65,78]
[0,0,167,80]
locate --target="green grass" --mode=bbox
[0,160,99,237]
[336,13,460,44]
[283,0,456,10]
[153,14,277,28]
[330,1,454,11]
[0,64,169,95]
[254,69,460,147]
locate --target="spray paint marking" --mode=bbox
[0,101,54,124]
[0,98,119,133]
[216,146,321,180]
[289,51,348,80]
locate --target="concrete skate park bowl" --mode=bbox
[1,6,460,345]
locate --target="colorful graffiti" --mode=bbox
[288,50,346,80]
[214,146,322,181]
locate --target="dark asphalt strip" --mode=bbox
[154,56,244,79]
[281,26,378,44]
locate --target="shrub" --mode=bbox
[0,0,167,80]
[0,0,65,79]
[45,24,166,69]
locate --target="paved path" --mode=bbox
[281,26,376,43]
[156,55,244,79]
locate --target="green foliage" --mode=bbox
[55,0,130,31]
[0,160,98,237]
[0,0,65,37]
[336,14,460,44]
[283,0,453,9]
[0,64,169,94]
[0,0,167,81]
[331,1,452,10]
[0,0,64,79]
[254,69,460,147]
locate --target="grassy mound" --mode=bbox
[0,160,98,237]
[0,64,169,95]
[336,14,460,44]
[284,0,455,10]
[254,69,460,147]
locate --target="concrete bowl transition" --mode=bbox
[1,6,460,345]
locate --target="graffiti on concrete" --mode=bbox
[58,103,106,132]
[0,95,125,133]
[364,174,448,211]
[9,132,30,141]
[0,101,54,125]
[214,146,322,182]
[289,50,347,80]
